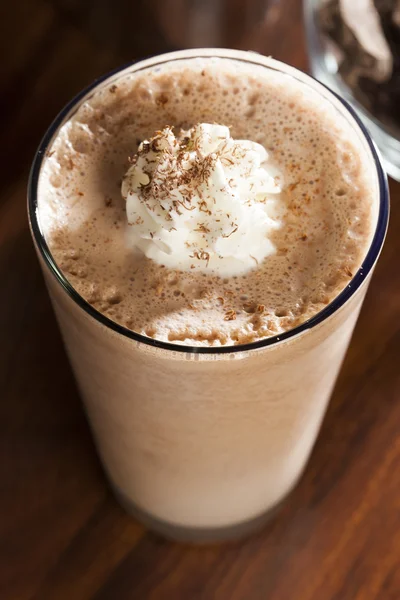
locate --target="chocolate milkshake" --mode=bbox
[29,49,388,540]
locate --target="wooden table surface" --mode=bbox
[2,1,400,598]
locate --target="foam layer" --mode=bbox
[38,57,377,346]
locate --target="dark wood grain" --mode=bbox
[1,1,400,598]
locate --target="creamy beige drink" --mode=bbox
[30,49,387,540]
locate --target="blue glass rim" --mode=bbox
[28,50,390,355]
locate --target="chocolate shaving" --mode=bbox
[224,309,237,321]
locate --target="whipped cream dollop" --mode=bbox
[122,123,284,276]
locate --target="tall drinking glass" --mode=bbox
[28,49,389,542]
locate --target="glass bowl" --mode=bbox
[304,0,400,181]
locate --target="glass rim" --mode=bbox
[28,48,389,355]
